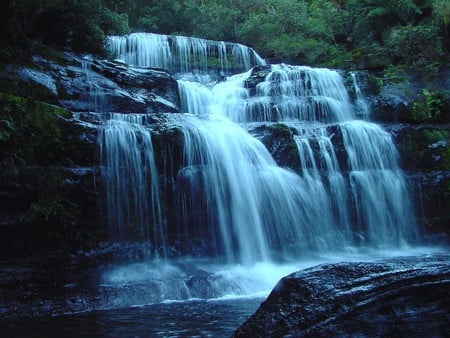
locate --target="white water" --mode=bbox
[98,113,166,256]
[81,58,108,111]
[169,63,418,257]
[98,33,422,302]
[351,72,370,117]
[108,32,265,81]
[100,245,444,307]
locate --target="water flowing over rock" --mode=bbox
[108,32,266,81]
[96,36,420,263]
[98,114,165,253]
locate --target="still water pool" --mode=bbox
[1,297,262,337]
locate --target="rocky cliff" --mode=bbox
[0,50,448,256]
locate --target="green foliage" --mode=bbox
[190,2,241,41]
[0,119,14,142]
[1,0,130,56]
[236,0,351,66]
[135,0,182,33]
[101,7,130,35]
[20,170,80,244]
[442,148,450,170]
[423,128,448,143]
[383,64,409,83]
[0,93,71,178]
[0,93,89,246]
[424,89,450,122]
[385,23,444,80]
[1,0,448,76]
[433,0,450,30]
[411,89,450,122]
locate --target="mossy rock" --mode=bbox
[0,167,101,257]
[394,125,450,171]
[409,89,450,123]
[348,48,392,70]
[409,171,450,238]
[0,65,59,105]
[0,93,101,253]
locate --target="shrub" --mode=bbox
[385,23,444,80]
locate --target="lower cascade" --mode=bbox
[95,35,421,304]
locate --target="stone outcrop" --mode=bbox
[235,254,450,337]
[0,51,182,255]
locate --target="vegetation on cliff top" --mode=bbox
[1,0,448,80]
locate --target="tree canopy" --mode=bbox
[1,0,448,78]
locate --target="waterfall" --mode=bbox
[100,34,418,265]
[351,72,370,117]
[340,120,417,245]
[98,113,166,256]
[199,63,417,248]
[108,33,172,69]
[81,58,107,111]
[107,33,266,81]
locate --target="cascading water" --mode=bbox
[82,57,107,111]
[108,32,266,82]
[351,72,370,117]
[98,33,420,305]
[202,63,418,248]
[340,120,416,245]
[98,113,166,256]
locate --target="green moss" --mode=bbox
[0,67,58,104]
[267,123,293,136]
[396,126,450,171]
[0,92,97,250]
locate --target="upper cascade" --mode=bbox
[107,33,266,80]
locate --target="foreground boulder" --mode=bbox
[235,254,449,337]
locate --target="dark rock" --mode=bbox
[235,255,450,337]
[387,123,450,171]
[371,91,410,122]
[407,171,450,239]
[1,52,180,114]
[57,57,180,113]
[0,166,100,257]
[249,123,300,172]
[245,65,271,95]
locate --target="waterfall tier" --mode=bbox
[107,33,266,81]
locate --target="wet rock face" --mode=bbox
[234,255,450,337]
[389,124,450,171]
[1,53,180,114]
[385,123,450,237]
[249,123,301,172]
[408,171,450,239]
[0,51,184,254]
